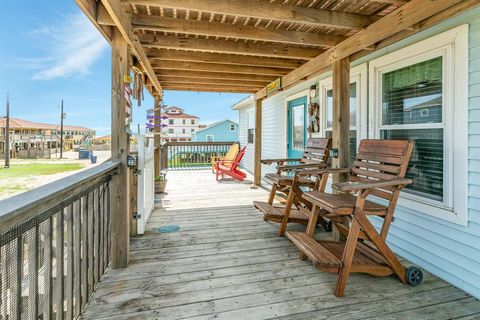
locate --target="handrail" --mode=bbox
[165,141,239,146]
[0,161,119,234]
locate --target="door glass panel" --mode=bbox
[292,105,305,150]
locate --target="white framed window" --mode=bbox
[246,108,255,144]
[318,64,367,165]
[168,128,174,134]
[369,25,468,225]
[168,119,174,125]
[206,135,214,142]
[230,124,236,132]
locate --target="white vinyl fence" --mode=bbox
[136,135,155,234]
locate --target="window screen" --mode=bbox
[380,56,443,201]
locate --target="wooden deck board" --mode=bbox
[81,170,480,320]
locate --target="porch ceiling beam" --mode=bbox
[146,49,303,69]
[76,0,112,42]
[100,0,163,95]
[132,14,346,48]
[255,0,468,99]
[139,34,322,60]
[155,70,277,82]
[162,85,257,94]
[122,0,375,30]
[151,61,287,76]
[158,78,265,88]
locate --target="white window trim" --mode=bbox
[230,124,236,132]
[318,63,368,146]
[206,134,215,142]
[246,108,255,145]
[368,25,468,226]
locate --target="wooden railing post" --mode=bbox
[332,57,350,240]
[154,95,162,177]
[254,98,263,186]
[110,28,131,269]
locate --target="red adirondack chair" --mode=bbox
[215,146,247,181]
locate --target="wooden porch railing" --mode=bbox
[0,161,119,319]
[161,141,238,170]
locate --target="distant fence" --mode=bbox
[161,141,238,170]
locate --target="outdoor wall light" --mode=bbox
[331,148,339,158]
[127,155,137,168]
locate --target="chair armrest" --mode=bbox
[293,167,351,176]
[332,178,413,192]
[260,158,302,165]
[277,163,327,172]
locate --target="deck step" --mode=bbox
[253,201,309,224]
[286,232,340,268]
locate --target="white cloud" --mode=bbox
[27,12,108,80]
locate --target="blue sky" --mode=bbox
[0,1,247,136]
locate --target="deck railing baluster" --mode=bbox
[55,210,64,320]
[73,200,81,317]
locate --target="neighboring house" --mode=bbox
[192,119,239,142]
[0,117,95,158]
[233,15,480,299]
[159,106,199,142]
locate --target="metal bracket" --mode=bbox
[133,169,142,176]
[133,212,141,220]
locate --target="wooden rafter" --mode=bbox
[122,0,376,30]
[100,0,163,95]
[132,14,346,47]
[162,85,256,93]
[255,0,468,99]
[151,61,288,76]
[160,80,263,88]
[140,34,322,60]
[155,70,277,83]
[146,49,303,69]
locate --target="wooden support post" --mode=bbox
[253,98,263,187]
[110,28,131,269]
[332,57,350,241]
[154,95,161,177]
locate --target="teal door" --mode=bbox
[287,96,308,158]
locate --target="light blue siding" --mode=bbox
[192,120,238,142]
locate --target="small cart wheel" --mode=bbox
[406,266,423,286]
[324,221,333,232]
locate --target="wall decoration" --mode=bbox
[307,103,320,134]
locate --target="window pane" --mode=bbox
[325,130,356,166]
[292,105,304,150]
[381,129,443,202]
[326,83,357,129]
[382,57,443,125]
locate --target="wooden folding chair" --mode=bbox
[211,143,239,173]
[216,146,247,182]
[253,138,332,235]
[286,139,424,297]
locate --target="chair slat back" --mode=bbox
[352,139,414,201]
[301,138,332,164]
[229,146,247,171]
[223,143,240,168]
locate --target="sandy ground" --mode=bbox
[0,150,111,200]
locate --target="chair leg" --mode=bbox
[300,204,319,260]
[278,187,295,236]
[267,183,278,205]
[334,216,361,297]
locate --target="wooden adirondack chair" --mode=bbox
[286,139,423,297]
[253,138,332,234]
[211,143,239,173]
[215,146,247,181]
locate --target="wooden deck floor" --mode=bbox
[81,170,480,320]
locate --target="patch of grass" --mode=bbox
[0,163,84,180]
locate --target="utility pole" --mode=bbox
[4,93,10,168]
[60,99,64,159]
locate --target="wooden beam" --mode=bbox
[146,49,303,69]
[156,70,277,82]
[75,0,112,42]
[162,85,257,93]
[255,0,466,100]
[151,61,287,76]
[132,14,345,47]
[153,96,161,178]
[140,34,322,60]
[101,0,162,96]
[110,28,130,269]
[158,78,265,88]
[123,0,375,29]
[254,99,263,187]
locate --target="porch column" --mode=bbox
[254,98,263,186]
[110,28,131,269]
[154,95,161,177]
[332,57,350,240]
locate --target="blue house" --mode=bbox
[192,119,239,142]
